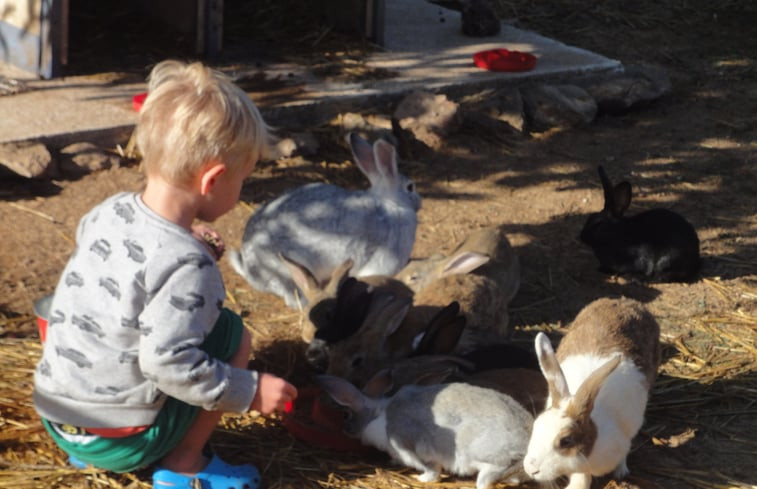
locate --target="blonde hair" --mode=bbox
[136,60,271,184]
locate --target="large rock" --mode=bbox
[393,90,461,150]
[579,64,672,114]
[0,141,55,179]
[59,142,123,177]
[520,84,598,133]
[271,132,320,159]
[461,87,525,133]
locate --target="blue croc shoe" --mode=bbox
[153,454,260,489]
[68,455,88,469]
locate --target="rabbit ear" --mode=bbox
[362,368,395,397]
[441,251,490,278]
[611,182,632,216]
[534,332,570,407]
[319,277,373,342]
[349,132,381,184]
[372,138,400,182]
[408,355,474,385]
[414,301,466,355]
[353,292,412,345]
[317,375,366,411]
[280,254,321,302]
[567,355,622,420]
[324,259,356,297]
[312,277,371,344]
[336,277,372,316]
[362,355,473,397]
[598,165,615,213]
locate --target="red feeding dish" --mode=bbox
[132,92,148,112]
[282,387,373,453]
[473,49,537,72]
[33,294,54,343]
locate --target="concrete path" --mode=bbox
[0,0,620,146]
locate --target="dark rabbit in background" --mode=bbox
[580,165,700,282]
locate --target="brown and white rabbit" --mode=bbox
[523,297,661,489]
[318,374,532,489]
[394,225,520,350]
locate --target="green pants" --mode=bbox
[42,308,244,473]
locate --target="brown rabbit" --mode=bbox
[360,306,547,415]
[326,299,467,388]
[363,360,547,415]
[395,225,520,350]
[360,302,469,396]
[281,255,413,343]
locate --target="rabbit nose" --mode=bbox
[306,340,330,372]
[524,458,539,475]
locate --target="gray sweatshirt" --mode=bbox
[33,192,258,428]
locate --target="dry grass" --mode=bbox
[1,276,755,488]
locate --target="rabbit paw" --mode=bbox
[613,457,630,479]
[565,473,592,489]
[416,468,440,483]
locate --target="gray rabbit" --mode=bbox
[318,375,532,489]
[229,133,421,307]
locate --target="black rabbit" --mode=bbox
[580,165,700,282]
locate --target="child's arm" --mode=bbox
[250,373,298,415]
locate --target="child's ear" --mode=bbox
[199,161,226,195]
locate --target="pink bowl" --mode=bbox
[132,92,148,112]
[283,387,372,452]
[33,294,53,343]
[473,49,537,72]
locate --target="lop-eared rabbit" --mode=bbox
[318,375,532,489]
[580,165,700,282]
[229,132,421,307]
[524,297,661,489]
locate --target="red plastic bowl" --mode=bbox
[33,294,54,343]
[132,92,148,112]
[282,387,372,453]
[473,49,537,72]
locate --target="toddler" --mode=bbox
[33,59,297,489]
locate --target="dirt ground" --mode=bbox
[0,1,755,488]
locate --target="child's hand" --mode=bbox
[191,223,225,260]
[251,373,298,415]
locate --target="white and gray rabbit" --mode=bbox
[229,132,421,307]
[318,374,532,489]
[523,297,661,489]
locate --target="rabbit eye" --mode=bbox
[351,356,363,368]
[558,435,576,449]
[342,410,352,421]
[406,182,415,193]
